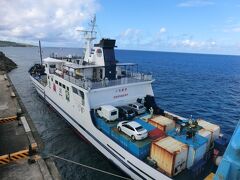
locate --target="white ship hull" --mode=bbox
[30,76,170,180]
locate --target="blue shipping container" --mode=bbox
[134,118,156,132]
[167,129,208,169]
[111,127,151,159]
[95,117,118,136]
[189,159,206,178]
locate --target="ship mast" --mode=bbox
[39,40,43,65]
[78,15,97,62]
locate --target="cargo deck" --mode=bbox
[93,110,221,179]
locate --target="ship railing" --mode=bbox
[131,72,152,81]
[91,77,144,89]
[61,72,152,90]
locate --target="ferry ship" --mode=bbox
[29,17,238,179]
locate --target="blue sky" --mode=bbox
[97,0,240,55]
[1,0,240,55]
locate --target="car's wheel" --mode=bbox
[131,135,136,141]
[118,127,121,132]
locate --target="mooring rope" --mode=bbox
[50,154,131,180]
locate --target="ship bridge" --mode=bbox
[59,62,153,90]
[42,39,153,91]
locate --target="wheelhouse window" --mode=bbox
[79,90,84,100]
[79,90,85,106]
[72,86,78,94]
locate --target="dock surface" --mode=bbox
[0,70,61,180]
[0,73,18,117]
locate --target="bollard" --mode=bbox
[28,145,37,164]
[28,144,34,156]
[17,109,23,126]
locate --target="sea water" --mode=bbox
[1,47,240,179]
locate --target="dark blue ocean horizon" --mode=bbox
[0,46,239,179]
[116,49,240,135]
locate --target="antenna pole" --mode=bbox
[39,40,43,65]
[77,15,97,62]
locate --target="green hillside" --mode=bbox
[0,40,35,47]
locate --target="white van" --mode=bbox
[97,105,119,121]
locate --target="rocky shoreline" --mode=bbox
[0,51,17,72]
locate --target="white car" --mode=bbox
[117,121,148,140]
[128,103,146,115]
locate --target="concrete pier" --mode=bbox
[0,52,61,180]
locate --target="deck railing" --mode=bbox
[60,72,152,90]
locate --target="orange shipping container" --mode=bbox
[150,136,188,177]
[148,115,176,132]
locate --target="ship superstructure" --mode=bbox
[28,17,231,180]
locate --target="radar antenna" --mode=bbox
[77,15,97,62]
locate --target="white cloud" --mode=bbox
[159,27,166,33]
[225,17,235,24]
[222,17,240,33]
[211,41,216,46]
[116,28,218,53]
[120,28,141,38]
[223,26,240,33]
[117,28,143,47]
[0,0,100,45]
[232,27,240,32]
[172,39,216,49]
[182,39,196,47]
[182,39,204,48]
[178,0,214,7]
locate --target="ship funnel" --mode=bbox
[94,39,117,80]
